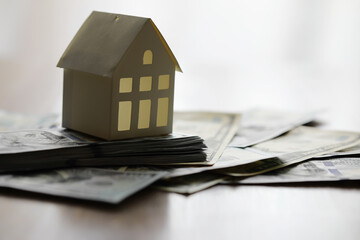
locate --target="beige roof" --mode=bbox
[57,11,182,77]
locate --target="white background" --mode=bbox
[0,0,359,130]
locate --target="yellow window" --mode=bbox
[119,78,132,93]
[158,74,170,90]
[118,101,132,131]
[143,50,153,65]
[156,97,169,127]
[138,100,151,129]
[140,76,152,91]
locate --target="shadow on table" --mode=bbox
[0,186,167,210]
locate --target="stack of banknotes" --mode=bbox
[0,130,207,172]
[0,109,359,204]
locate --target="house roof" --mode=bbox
[57,11,182,77]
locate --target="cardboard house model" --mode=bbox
[57,11,182,140]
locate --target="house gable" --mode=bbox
[109,20,176,139]
[113,20,176,78]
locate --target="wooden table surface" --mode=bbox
[1,118,360,240]
[0,181,360,240]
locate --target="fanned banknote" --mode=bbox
[229,108,316,148]
[223,157,360,184]
[0,168,166,203]
[219,126,360,177]
[316,144,360,158]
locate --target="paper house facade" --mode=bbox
[57,11,182,140]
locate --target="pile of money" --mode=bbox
[0,109,359,204]
[0,130,207,172]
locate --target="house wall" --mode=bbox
[63,69,112,139]
[110,20,175,140]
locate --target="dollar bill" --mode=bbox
[229,108,316,148]
[0,130,85,154]
[155,172,226,194]
[316,144,360,158]
[223,157,360,184]
[167,126,360,178]
[219,126,360,177]
[0,168,166,203]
